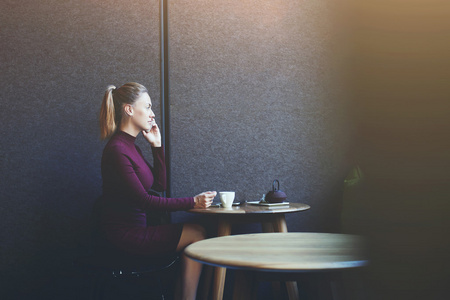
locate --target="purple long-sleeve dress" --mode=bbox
[100,130,194,256]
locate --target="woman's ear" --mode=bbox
[124,104,133,117]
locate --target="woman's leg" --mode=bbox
[175,223,207,300]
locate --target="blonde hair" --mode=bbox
[99,82,148,139]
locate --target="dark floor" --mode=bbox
[7,266,448,300]
[8,268,368,300]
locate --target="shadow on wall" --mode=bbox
[1,131,103,297]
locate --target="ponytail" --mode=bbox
[99,85,117,140]
[99,82,149,140]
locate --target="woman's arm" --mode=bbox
[105,146,194,211]
[141,123,166,191]
[150,146,166,192]
[136,145,166,192]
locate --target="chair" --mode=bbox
[74,253,179,300]
[74,195,179,299]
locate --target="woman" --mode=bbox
[99,82,216,300]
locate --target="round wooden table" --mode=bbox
[188,202,310,300]
[185,232,369,300]
[188,202,310,235]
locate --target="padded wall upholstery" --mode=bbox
[1,1,350,295]
[2,1,449,299]
[168,1,351,231]
[1,0,161,296]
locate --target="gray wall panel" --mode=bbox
[168,1,351,231]
[1,0,161,296]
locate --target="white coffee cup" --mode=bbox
[219,191,235,208]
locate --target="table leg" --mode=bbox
[261,222,274,233]
[272,214,288,233]
[286,281,300,300]
[198,265,213,300]
[213,267,226,300]
[217,219,232,236]
[262,219,284,298]
[212,219,232,300]
[272,214,299,300]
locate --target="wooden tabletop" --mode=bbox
[188,202,310,215]
[185,232,369,272]
[188,202,311,300]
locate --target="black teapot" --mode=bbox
[265,180,287,203]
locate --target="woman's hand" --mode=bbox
[142,121,162,147]
[194,191,217,209]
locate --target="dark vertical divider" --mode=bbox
[160,0,171,196]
